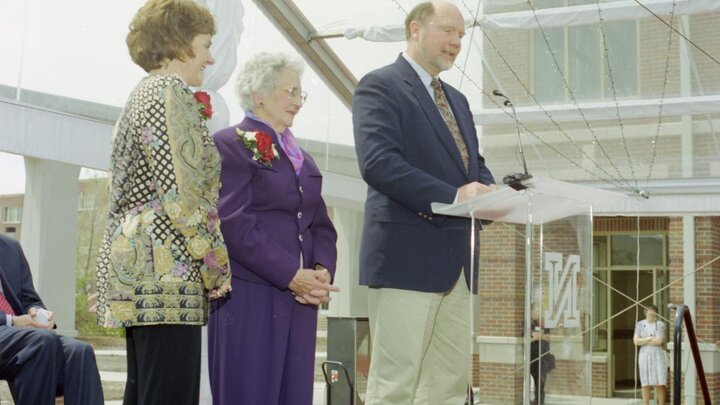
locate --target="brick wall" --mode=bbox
[689,13,720,95]
[667,216,720,404]
[693,217,720,343]
[476,218,595,402]
[545,359,592,396]
[476,222,525,404]
[592,362,608,398]
[475,215,718,402]
[668,372,720,405]
[689,217,720,404]
[479,222,526,338]
[475,360,523,405]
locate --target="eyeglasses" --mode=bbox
[279,85,308,104]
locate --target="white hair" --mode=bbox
[235,52,305,112]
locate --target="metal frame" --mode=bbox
[251,0,357,109]
[669,304,711,405]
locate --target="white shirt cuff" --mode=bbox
[6,313,12,326]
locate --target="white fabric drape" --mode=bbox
[193,1,244,404]
[197,0,245,135]
[341,0,720,41]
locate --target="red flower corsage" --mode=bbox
[194,91,213,120]
[236,128,279,166]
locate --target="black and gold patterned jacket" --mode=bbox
[96,74,230,328]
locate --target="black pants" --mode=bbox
[124,325,201,405]
[0,326,104,405]
[530,366,547,405]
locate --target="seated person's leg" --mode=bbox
[0,327,63,405]
[58,336,104,405]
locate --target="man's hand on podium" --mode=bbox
[457,182,497,203]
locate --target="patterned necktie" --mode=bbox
[0,292,15,316]
[431,78,469,171]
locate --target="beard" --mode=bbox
[432,54,454,72]
[418,37,456,73]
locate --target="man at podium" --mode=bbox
[352,1,495,403]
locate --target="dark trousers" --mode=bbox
[123,325,201,405]
[0,326,104,405]
[529,365,547,405]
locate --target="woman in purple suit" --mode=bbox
[208,52,339,405]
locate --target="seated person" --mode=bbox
[0,234,104,405]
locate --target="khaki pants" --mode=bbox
[365,274,470,405]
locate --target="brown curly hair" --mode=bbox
[127,0,215,72]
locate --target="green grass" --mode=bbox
[75,291,124,338]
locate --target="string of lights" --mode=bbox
[392,0,640,192]
[527,0,639,193]
[645,0,678,192]
[595,1,639,191]
[478,25,640,192]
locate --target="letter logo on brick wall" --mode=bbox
[544,252,580,328]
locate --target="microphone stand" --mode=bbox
[493,90,532,190]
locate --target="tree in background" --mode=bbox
[74,174,122,337]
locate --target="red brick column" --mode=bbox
[475,222,525,404]
[692,217,720,403]
[667,216,720,404]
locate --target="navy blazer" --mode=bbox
[0,234,45,326]
[353,55,495,293]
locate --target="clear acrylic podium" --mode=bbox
[432,177,625,405]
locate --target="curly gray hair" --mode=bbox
[236,52,305,112]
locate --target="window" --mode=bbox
[592,236,608,351]
[78,192,96,211]
[610,234,665,266]
[532,1,638,102]
[592,232,667,353]
[2,207,23,223]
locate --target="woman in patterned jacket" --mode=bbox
[95,1,231,404]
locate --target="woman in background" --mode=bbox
[209,52,338,405]
[530,305,554,405]
[95,1,231,404]
[634,304,667,405]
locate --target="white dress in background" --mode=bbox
[635,320,668,386]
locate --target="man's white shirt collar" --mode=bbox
[402,52,437,100]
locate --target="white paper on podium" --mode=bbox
[431,177,628,224]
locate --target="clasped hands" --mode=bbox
[289,266,339,306]
[12,307,55,330]
[209,279,233,301]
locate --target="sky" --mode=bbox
[0,0,363,196]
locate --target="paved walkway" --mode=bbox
[93,335,663,405]
[102,383,328,405]
[5,350,653,405]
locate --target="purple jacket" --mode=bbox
[213,117,337,290]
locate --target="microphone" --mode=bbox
[492,89,532,191]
